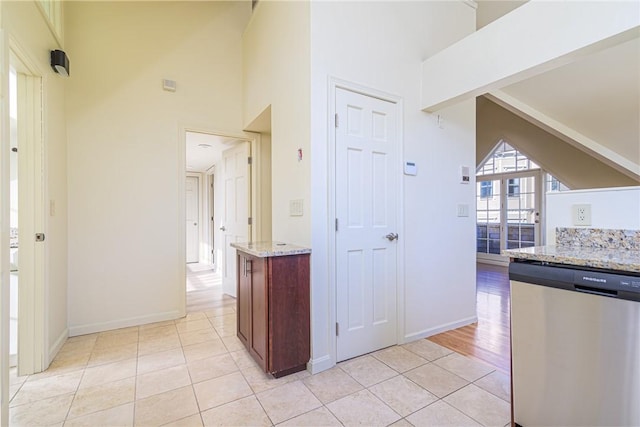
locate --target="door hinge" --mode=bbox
[248,217,252,225]
[335,218,338,232]
[35,233,45,242]
[336,322,339,336]
[248,156,252,165]
[334,113,339,128]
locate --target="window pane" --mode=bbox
[477,140,540,177]
[476,179,501,255]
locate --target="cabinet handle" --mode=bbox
[243,258,252,277]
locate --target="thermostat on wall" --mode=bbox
[404,161,417,176]
[460,165,470,184]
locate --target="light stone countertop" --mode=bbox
[503,245,640,273]
[230,241,311,258]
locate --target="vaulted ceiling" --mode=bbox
[475,0,639,184]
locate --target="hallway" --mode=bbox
[186,264,234,313]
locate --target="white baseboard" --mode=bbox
[48,328,69,365]
[308,354,333,375]
[403,315,478,343]
[68,311,182,337]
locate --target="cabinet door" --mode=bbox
[249,256,268,369]
[268,254,310,375]
[236,254,251,347]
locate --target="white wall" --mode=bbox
[65,2,250,335]
[242,1,311,246]
[310,1,477,371]
[546,187,640,243]
[2,1,69,362]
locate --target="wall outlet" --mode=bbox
[290,199,303,216]
[572,204,591,226]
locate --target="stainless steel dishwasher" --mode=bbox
[509,260,640,427]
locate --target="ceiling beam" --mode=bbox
[421,0,640,112]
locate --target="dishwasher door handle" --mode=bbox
[574,284,618,298]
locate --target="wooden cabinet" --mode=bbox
[236,251,310,378]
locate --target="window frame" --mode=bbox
[480,181,493,198]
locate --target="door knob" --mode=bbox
[220,226,226,231]
[193,222,197,226]
[385,233,398,241]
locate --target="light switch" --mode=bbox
[404,161,418,176]
[457,204,469,217]
[290,199,303,216]
[50,200,56,216]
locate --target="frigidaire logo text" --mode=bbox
[583,276,607,283]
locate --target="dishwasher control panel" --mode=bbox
[509,260,640,302]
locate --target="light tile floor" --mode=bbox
[8,267,511,426]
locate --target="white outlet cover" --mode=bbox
[290,199,303,216]
[572,204,592,226]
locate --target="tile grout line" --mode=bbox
[62,336,94,425]
[183,341,206,427]
[129,328,140,426]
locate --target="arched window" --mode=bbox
[476,140,569,261]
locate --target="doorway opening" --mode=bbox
[6,47,46,377]
[183,130,264,311]
[475,140,569,265]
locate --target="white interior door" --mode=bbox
[185,176,199,263]
[221,142,250,297]
[335,87,399,362]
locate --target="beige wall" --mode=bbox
[65,1,250,334]
[476,0,528,29]
[258,133,272,242]
[2,0,69,361]
[242,0,311,246]
[477,96,639,189]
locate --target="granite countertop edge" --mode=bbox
[231,241,311,258]
[503,245,640,273]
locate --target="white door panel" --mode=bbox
[222,142,250,297]
[336,88,398,362]
[186,176,199,263]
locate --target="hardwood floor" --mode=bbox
[186,263,236,313]
[428,263,511,374]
